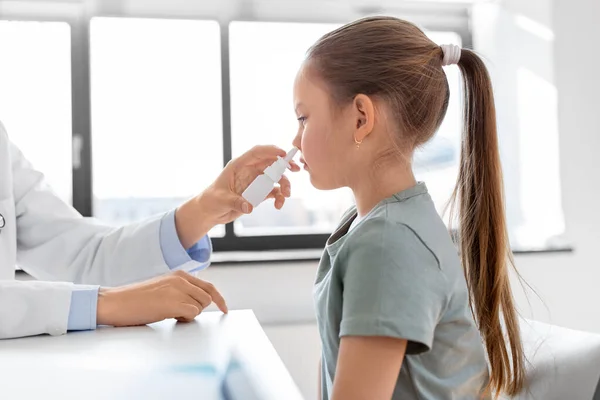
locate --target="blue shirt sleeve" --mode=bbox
[67,285,99,331]
[159,209,212,273]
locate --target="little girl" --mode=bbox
[291,16,524,400]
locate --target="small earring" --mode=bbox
[354,136,363,149]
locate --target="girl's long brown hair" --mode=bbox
[307,16,524,397]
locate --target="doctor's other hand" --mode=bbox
[96,270,228,327]
[175,145,300,248]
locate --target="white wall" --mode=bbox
[473,0,564,250]
[509,0,600,333]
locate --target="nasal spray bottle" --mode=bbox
[242,147,298,208]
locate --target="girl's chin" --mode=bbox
[307,171,338,191]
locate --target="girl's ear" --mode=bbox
[353,94,376,143]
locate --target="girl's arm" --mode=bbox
[331,336,407,400]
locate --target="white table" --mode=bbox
[0,310,304,400]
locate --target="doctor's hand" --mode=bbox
[175,145,300,248]
[96,270,228,327]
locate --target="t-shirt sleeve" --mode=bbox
[339,219,449,354]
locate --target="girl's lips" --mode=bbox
[300,157,309,170]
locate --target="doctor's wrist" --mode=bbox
[96,287,116,326]
[175,196,214,249]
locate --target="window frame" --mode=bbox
[2,3,473,253]
[0,4,93,216]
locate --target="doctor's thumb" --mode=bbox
[231,195,253,214]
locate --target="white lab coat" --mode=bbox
[0,122,175,339]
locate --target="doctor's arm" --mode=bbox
[65,209,217,332]
[12,143,295,286]
[5,141,296,338]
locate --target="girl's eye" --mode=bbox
[297,116,307,126]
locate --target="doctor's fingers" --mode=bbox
[167,290,204,320]
[263,174,291,204]
[173,303,201,322]
[265,187,286,210]
[180,279,213,309]
[277,174,292,197]
[167,274,212,311]
[177,272,228,314]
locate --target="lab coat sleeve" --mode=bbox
[10,141,174,287]
[0,280,72,339]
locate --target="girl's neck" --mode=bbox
[351,162,417,218]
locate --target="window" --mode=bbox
[88,18,468,251]
[229,21,354,236]
[0,20,72,202]
[7,6,558,255]
[472,9,566,250]
[90,17,224,236]
[513,67,563,249]
[84,15,566,253]
[229,22,463,236]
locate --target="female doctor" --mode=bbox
[0,121,298,339]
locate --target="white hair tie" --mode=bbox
[440,44,461,66]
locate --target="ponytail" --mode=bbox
[449,49,525,397]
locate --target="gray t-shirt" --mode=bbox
[314,183,489,399]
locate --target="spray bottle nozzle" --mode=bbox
[284,147,298,163]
